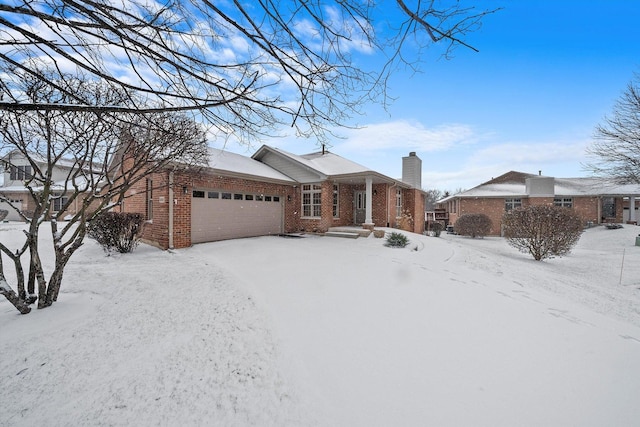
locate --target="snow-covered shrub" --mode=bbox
[385,232,409,248]
[454,213,492,238]
[88,212,145,253]
[502,205,583,261]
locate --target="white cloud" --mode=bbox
[423,138,593,192]
[467,140,589,169]
[337,120,483,152]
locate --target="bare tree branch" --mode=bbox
[0,0,500,144]
[0,69,208,313]
[585,72,640,184]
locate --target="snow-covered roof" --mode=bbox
[2,149,101,171]
[208,148,294,183]
[0,175,104,193]
[439,172,640,203]
[290,149,371,176]
[252,145,412,186]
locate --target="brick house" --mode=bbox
[436,171,640,236]
[120,146,426,249]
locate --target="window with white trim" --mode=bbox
[333,184,339,218]
[396,189,403,217]
[10,165,32,181]
[302,184,322,217]
[505,198,522,211]
[554,197,573,208]
[52,193,68,212]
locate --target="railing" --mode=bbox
[425,210,449,221]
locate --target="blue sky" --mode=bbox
[217,1,640,192]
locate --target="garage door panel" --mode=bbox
[191,193,283,244]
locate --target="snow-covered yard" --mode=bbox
[1,222,640,426]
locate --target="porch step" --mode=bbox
[324,231,360,239]
[327,227,372,238]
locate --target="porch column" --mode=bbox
[630,196,637,223]
[365,176,373,226]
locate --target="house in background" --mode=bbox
[0,150,88,221]
[436,171,640,236]
[120,145,426,249]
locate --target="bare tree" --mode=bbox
[0,1,499,143]
[0,69,208,313]
[502,205,583,261]
[586,72,640,183]
[424,188,443,210]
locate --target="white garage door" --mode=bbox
[191,189,283,244]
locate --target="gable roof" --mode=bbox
[283,149,371,176]
[1,149,99,171]
[252,145,412,186]
[481,170,538,185]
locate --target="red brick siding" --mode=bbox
[385,186,398,227]
[573,197,600,225]
[121,169,172,249]
[372,184,388,227]
[336,183,354,225]
[455,198,504,236]
[120,167,425,247]
[347,183,391,228]
[451,196,625,236]
[122,168,294,249]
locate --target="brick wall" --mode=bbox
[453,196,625,236]
[122,168,295,249]
[120,169,172,249]
[372,183,387,227]
[119,168,423,247]
[572,197,600,224]
[337,183,355,226]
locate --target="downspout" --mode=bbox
[597,196,602,225]
[168,169,174,249]
[387,183,396,228]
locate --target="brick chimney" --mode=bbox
[402,152,422,189]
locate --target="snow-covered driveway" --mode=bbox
[2,223,640,426]
[194,228,640,426]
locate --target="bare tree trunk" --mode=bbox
[47,227,86,304]
[30,247,49,309]
[0,287,32,314]
[0,265,31,314]
[27,257,37,302]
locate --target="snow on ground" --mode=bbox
[1,222,640,426]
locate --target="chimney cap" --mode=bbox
[409,151,416,156]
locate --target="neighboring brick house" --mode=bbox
[0,150,90,221]
[436,171,640,236]
[120,145,426,249]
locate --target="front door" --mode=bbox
[354,191,366,224]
